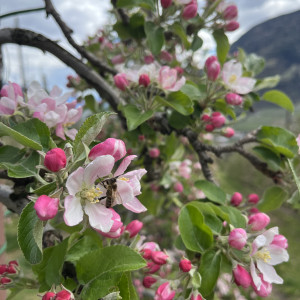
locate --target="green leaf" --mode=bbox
[253,75,280,91]
[262,90,294,112]
[191,35,203,51]
[213,29,230,65]
[32,182,57,196]
[194,180,226,205]
[85,95,98,113]
[118,273,139,300]
[256,126,298,158]
[1,151,39,178]
[288,159,300,198]
[244,53,265,76]
[144,22,164,55]
[32,238,69,292]
[76,245,146,284]
[180,83,204,101]
[17,202,43,264]
[252,146,281,171]
[122,105,154,131]
[199,249,222,296]
[155,92,194,116]
[73,112,114,158]
[171,22,190,49]
[220,206,246,228]
[117,0,155,10]
[0,145,25,163]
[168,111,191,130]
[258,186,288,212]
[178,204,213,253]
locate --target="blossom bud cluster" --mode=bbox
[42,289,74,300]
[0,260,19,287]
[230,192,260,207]
[161,0,198,20]
[201,112,226,132]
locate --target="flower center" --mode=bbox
[229,74,237,84]
[255,249,271,263]
[80,186,103,204]
[119,177,129,182]
[64,122,75,127]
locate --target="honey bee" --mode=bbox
[98,177,119,208]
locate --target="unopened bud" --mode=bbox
[139,74,150,87]
[182,2,198,20]
[34,195,59,221]
[161,0,172,8]
[205,56,220,81]
[143,276,157,288]
[151,251,168,265]
[231,192,243,206]
[248,213,270,231]
[44,148,67,172]
[233,264,252,288]
[225,21,240,31]
[114,73,129,91]
[223,127,235,138]
[149,148,160,158]
[225,93,243,105]
[223,5,238,20]
[125,220,143,238]
[229,228,247,250]
[42,292,57,300]
[179,259,192,272]
[248,193,259,204]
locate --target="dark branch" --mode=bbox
[44,0,117,75]
[0,28,126,127]
[0,7,45,20]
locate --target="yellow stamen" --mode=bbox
[80,186,103,204]
[119,177,129,182]
[254,249,271,263]
[229,74,237,84]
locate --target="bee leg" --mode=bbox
[97,196,107,201]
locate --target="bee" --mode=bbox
[98,177,119,208]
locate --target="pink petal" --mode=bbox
[123,197,147,213]
[114,155,137,177]
[65,128,77,140]
[56,123,66,140]
[84,155,115,185]
[124,169,147,196]
[233,77,256,94]
[115,179,134,205]
[168,76,186,92]
[0,97,16,115]
[41,98,56,110]
[66,167,84,195]
[63,195,84,226]
[84,202,113,232]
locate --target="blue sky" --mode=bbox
[1,0,300,91]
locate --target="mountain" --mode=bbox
[232,10,300,104]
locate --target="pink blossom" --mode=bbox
[233,265,252,288]
[205,124,215,132]
[111,55,125,65]
[125,220,143,238]
[211,112,226,128]
[0,264,7,275]
[158,66,186,91]
[229,228,247,250]
[0,277,12,285]
[174,66,184,75]
[178,160,192,179]
[55,290,74,300]
[139,74,151,87]
[160,50,173,62]
[147,261,161,274]
[149,148,160,158]
[174,182,184,193]
[191,292,203,300]
[201,113,211,122]
[34,195,59,221]
[231,192,243,206]
[248,213,270,231]
[114,73,129,91]
[182,1,198,20]
[143,276,157,288]
[144,54,155,64]
[225,20,240,31]
[248,193,259,204]
[222,60,256,94]
[155,282,176,300]
[223,127,235,138]
[225,93,243,105]
[151,251,169,265]
[44,148,67,172]
[205,56,220,81]
[89,138,127,161]
[179,259,192,272]
[161,0,172,8]
[251,274,272,297]
[0,82,24,115]
[223,5,238,20]
[271,234,288,249]
[42,292,56,300]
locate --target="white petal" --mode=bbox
[84,155,115,185]
[84,202,113,232]
[63,195,84,226]
[257,260,283,284]
[250,260,262,291]
[123,197,147,213]
[268,245,289,265]
[263,227,279,246]
[66,167,84,195]
[253,234,267,249]
[233,77,256,94]
[114,155,137,177]
[115,180,134,205]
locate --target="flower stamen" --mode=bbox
[80,186,103,203]
[255,249,271,263]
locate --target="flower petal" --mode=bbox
[115,179,134,205]
[124,169,147,196]
[114,155,137,177]
[257,260,283,285]
[250,260,262,291]
[267,245,289,265]
[233,77,256,94]
[123,197,147,213]
[66,167,84,195]
[84,155,115,185]
[168,76,186,91]
[84,202,113,232]
[63,195,84,226]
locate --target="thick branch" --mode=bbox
[44,0,117,75]
[0,185,28,214]
[0,28,126,127]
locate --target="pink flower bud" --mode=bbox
[7,264,17,274]
[201,114,211,122]
[191,292,203,300]
[142,249,153,260]
[111,54,125,65]
[205,57,220,81]
[160,50,173,62]
[125,220,143,238]
[144,54,155,64]
[89,138,126,161]
[143,276,157,288]
[248,193,259,204]
[34,195,59,221]
[139,74,151,87]
[223,127,235,138]
[250,207,259,214]
[223,5,238,20]
[138,135,145,141]
[161,0,172,9]
[8,260,18,267]
[248,213,270,231]
[56,290,73,300]
[182,2,198,20]
[155,282,176,300]
[174,66,184,75]
[97,209,124,239]
[230,192,243,206]
[114,73,129,91]
[252,274,272,297]
[42,292,56,300]
[0,82,23,98]
[0,264,7,274]
[151,251,168,265]
[225,93,243,105]
[149,148,160,158]
[228,228,247,250]
[0,277,12,285]
[205,124,215,132]
[174,182,184,193]
[211,112,226,128]
[233,265,251,288]
[271,234,288,249]
[44,148,67,172]
[179,259,192,272]
[146,261,161,274]
[225,21,240,32]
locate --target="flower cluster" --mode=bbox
[0,261,19,287]
[42,289,74,300]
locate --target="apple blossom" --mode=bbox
[229,228,247,250]
[111,54,125,65]
[56,290,74,300]
[0,277,12,285]
[179,259,192,272]
[205,56,221,81]
[182,1,198,20]
[0,82,23,115]
[44,148,67,172]
[144,54,155,64]
[223,5,238,20]
[155,282,176,300]
[233,265,252,288]
[160,50,173,62]
[158,66,186,91]
[222,60,256,94]
[250,227,289,291]
[248,213,270,231]
[252,274,272,297]
[125,220,143,238]
[0,265,7,274]
[34,195,59,221]
[205,124,215,132]
[174,182,184,193]
[225,93,243,105]
[223,127,235,138]
[143,276,157,288]
[151,251,169,265]
[191,292,203,300]
[231,192,243,206]
[225,20,240,31]
[211,112,226,128]
[114,73,129,91]
[147,261,161,274]
[42,292,56,300]
[201,114,211,122]
[248,193,260,204]
[139,74,151,87]
[271,234,288,249]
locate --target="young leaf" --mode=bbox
[195,180,226,205]
[258,186,288,212]
[213,30,230,65]
[17,202,43,264]
[262,90,294,112]
[144,22,164,55]
[0,145,25,163]
[118,273,139,300]
[220,206,246,228]
[191,35,203,51]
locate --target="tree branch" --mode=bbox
[0,28,126,127]
[44,0,117,75]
